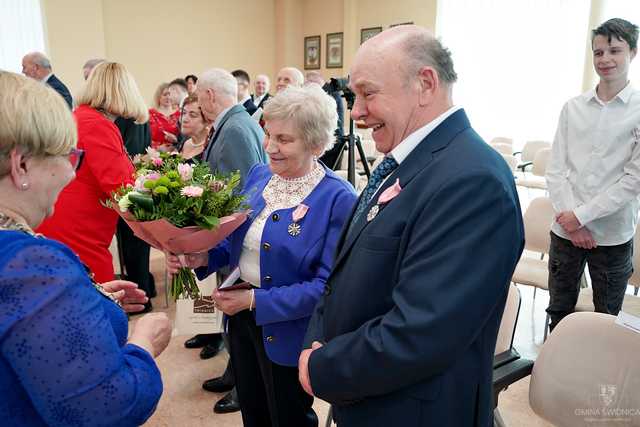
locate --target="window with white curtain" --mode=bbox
[600,0,640,87]
[0,0,46,73]
[435,0,591,147]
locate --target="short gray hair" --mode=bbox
[27,52,51,69]
[403,33,457,85]
[198,68,237,101]
[263,84,337,154]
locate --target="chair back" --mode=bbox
[523,197,555,254]
[495,284,521,355]
[530,312,640,426]
[490,142,513,156]
[531,148,551,177]
[521,140,551,162]
[490,136,513,147]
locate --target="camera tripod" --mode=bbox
[331,115,372,187]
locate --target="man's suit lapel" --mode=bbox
[333,109,471,269]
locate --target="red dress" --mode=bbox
[37,105,134,283]
[148,108,180,149]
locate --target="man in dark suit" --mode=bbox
[231,69,258,116]
[299,25,524,427]
[22,52,72,109]
[251,74,271,110]
[196,67,268,414]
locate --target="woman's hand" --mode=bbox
[211,289,253,316]
[163,131,178,144]
[165,252,208,275]
[101,279,148,313]
[128,312,172,358]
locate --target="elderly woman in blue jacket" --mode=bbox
[167,84,356,427]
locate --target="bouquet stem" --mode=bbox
[171,267,200,300]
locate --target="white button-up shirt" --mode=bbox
[546,83,640,246]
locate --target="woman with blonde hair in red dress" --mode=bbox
[37,62,147,284]
[149,82,180,150]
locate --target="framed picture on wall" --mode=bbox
[361,27,382,44]
[326,32,343,68]
[304,35,321,70]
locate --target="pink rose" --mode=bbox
[181,185,204,198]
[152,157,164,167]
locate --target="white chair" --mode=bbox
[515,140,551,172]
[493,284,534,427]
[511,197,555,339]
[489,142,513,156]
[490,136,513,147]
[530,312,640,427]
[516,148,550,191]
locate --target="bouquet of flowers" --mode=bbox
[109,148,248,300]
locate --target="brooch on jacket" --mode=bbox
[288,204,309,236]
[368,178,402,222]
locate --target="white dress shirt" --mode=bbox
[546,83,640,246]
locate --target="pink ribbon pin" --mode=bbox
[378,178,402,204]
[292,204,309,222]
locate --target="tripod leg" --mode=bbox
[354,136,371,179]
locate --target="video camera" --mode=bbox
[322,77,355,109]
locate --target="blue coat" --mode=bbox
[304,109,525,427]
[197,163,356,366]
[0,232,162,426]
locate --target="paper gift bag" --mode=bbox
[175,273,224,335]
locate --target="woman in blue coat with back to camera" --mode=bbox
[167,84,357,427]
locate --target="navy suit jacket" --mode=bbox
[304,109,524,427]
[202,104,268,188]
[46,74,73,109]
[196,164,356,366]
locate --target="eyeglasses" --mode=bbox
[67,148,84,171]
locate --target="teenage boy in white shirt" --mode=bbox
[546,18,640,331]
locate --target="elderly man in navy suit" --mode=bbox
[22,52,72,109]
[299,25,524,426]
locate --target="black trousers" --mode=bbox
[116,219,155,297]
[227,310,317,427]
[546,231,633,331]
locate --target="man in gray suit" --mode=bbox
[194,67,268,415]
[197,68,267,187]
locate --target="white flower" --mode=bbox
[118,194,132,212]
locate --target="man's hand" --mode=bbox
[568,227,597,249]
[101,279,148,313]
[556,211,581,233]
[299,341,323,396]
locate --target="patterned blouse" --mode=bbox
[0,231,162,426]
[239,163,326,286]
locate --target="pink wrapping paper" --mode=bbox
[117,210,249,254]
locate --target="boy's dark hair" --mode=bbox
[169,78,188,91]
[185,74,198,84]
[231,69,251,85]
[592,18,639,50]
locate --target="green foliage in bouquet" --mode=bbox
[107,148,247,300]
